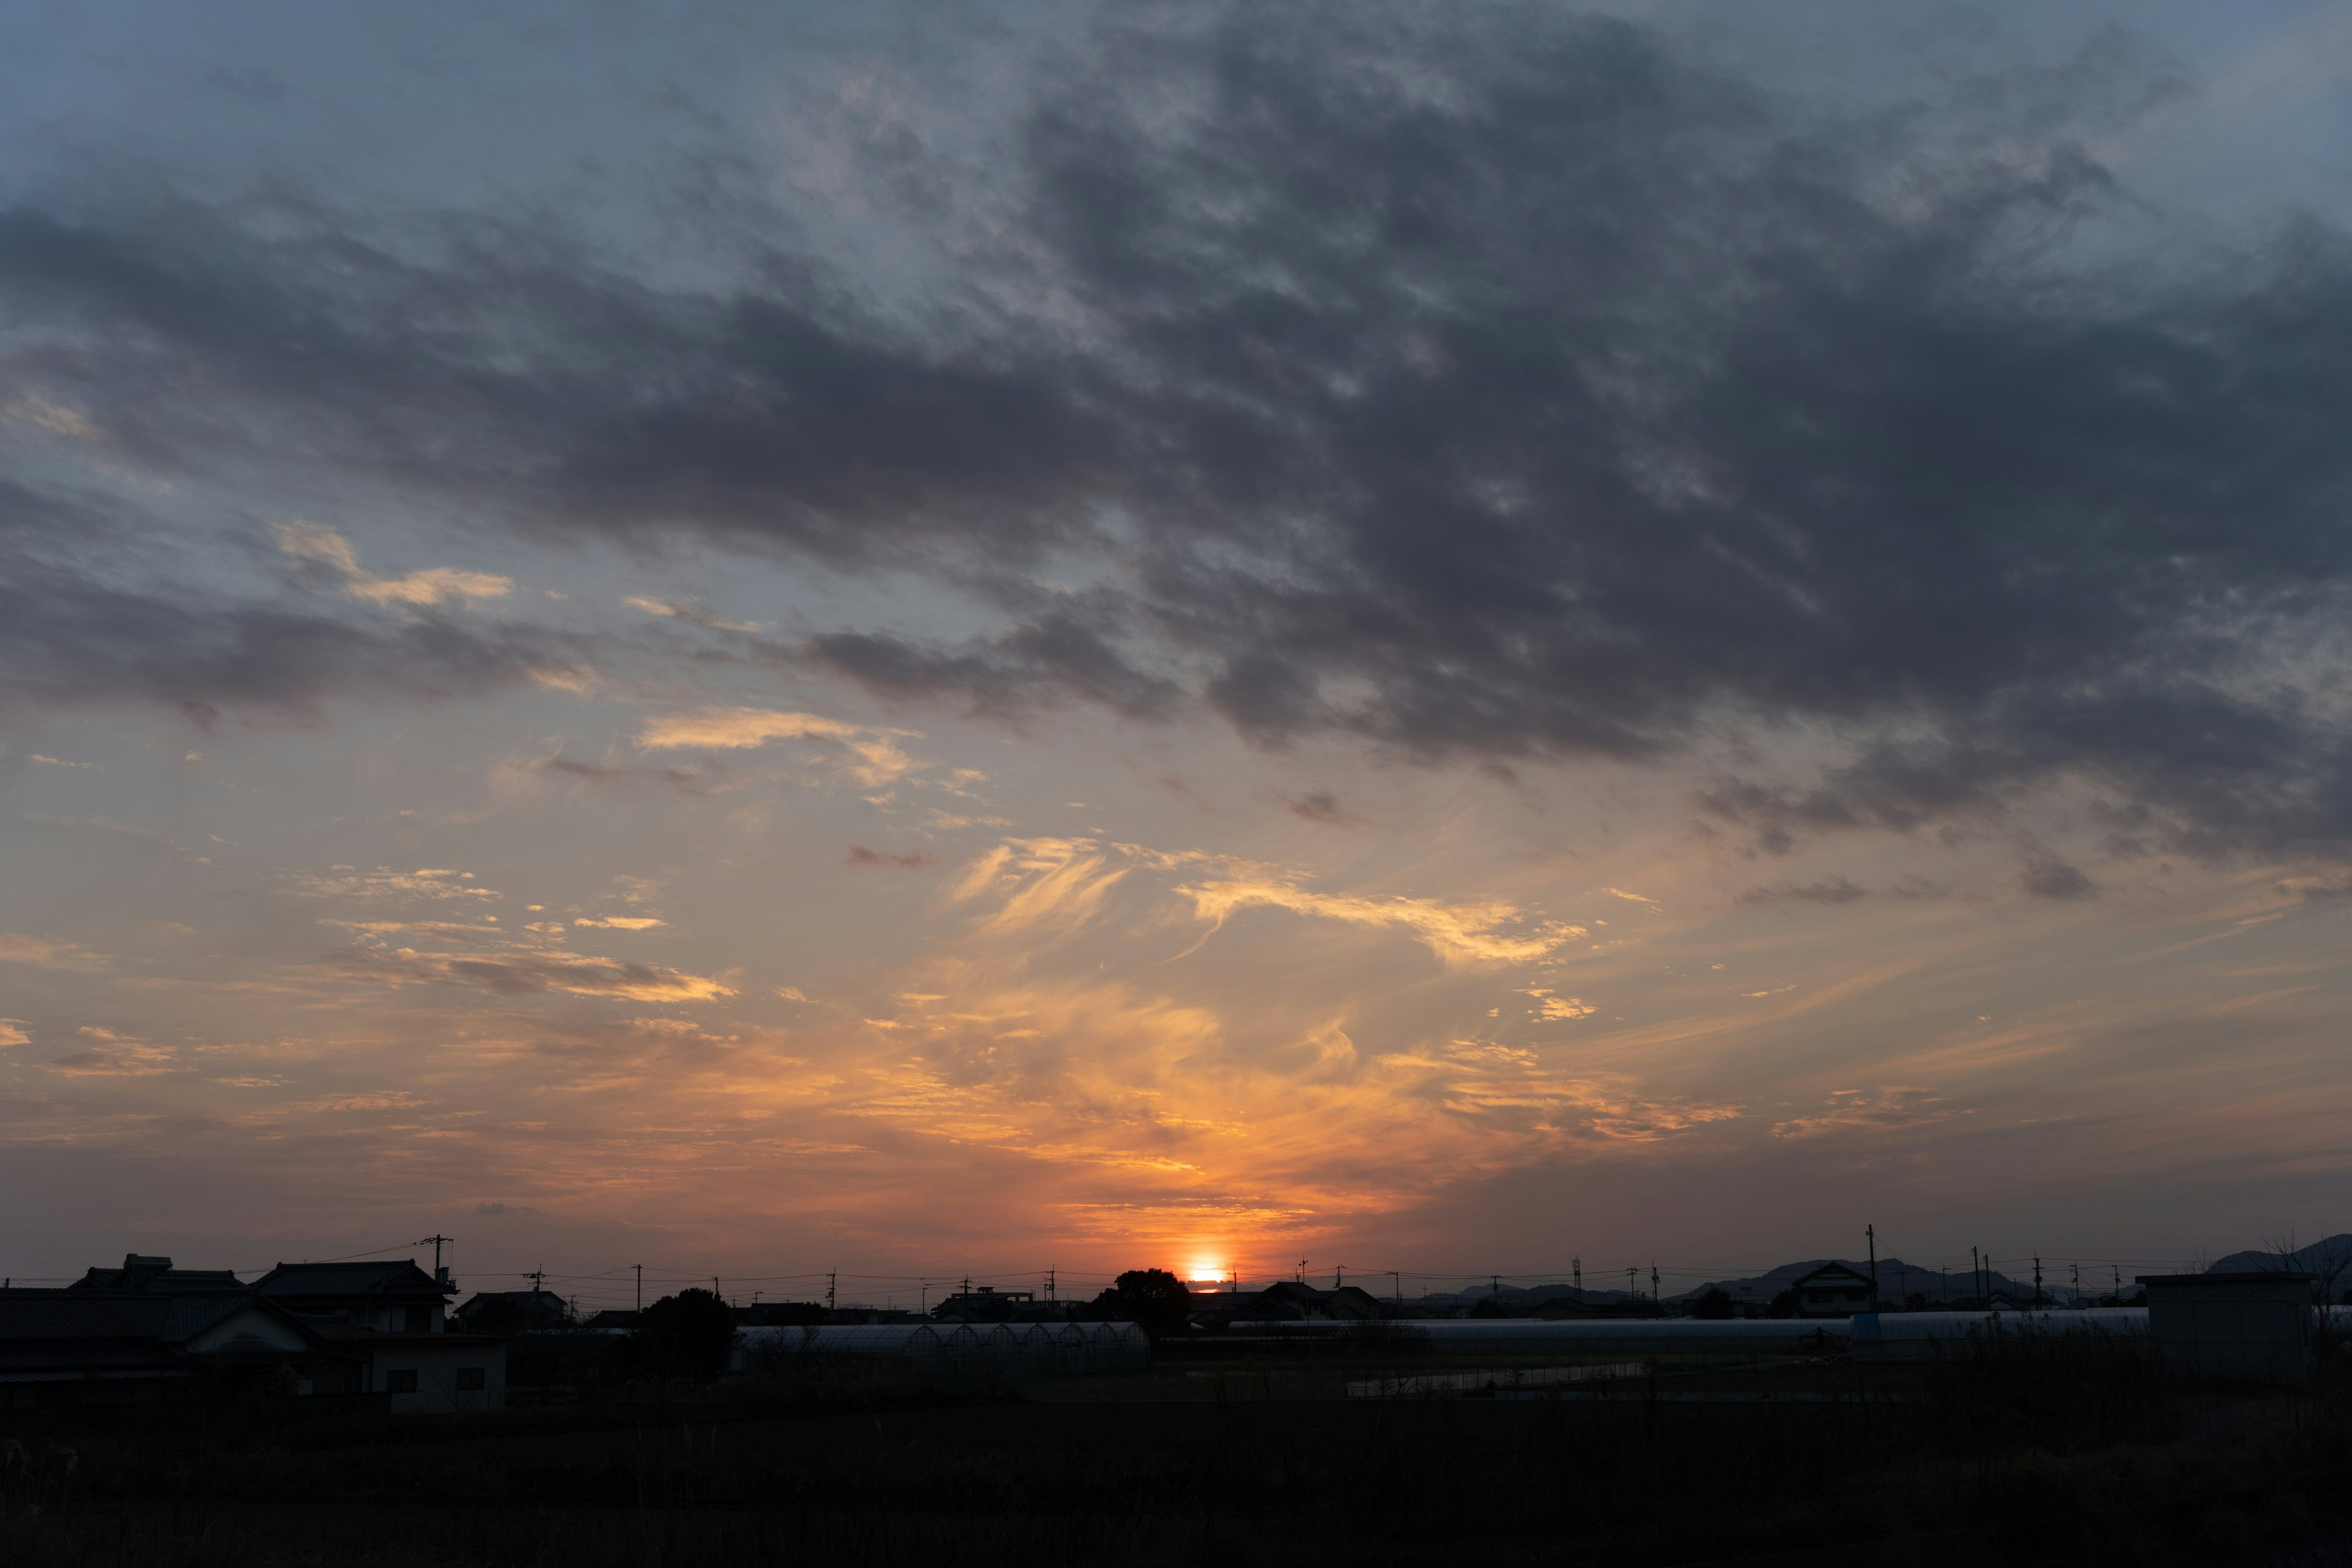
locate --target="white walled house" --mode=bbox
[330,1330,507,1413]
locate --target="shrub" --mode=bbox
[1090,1268,1192,1338]
[634,1289,737,1381]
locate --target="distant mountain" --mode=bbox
[1674,1257,2031,1306]
[1397,1252,2069,1314]
[2209,1234,2352,1280]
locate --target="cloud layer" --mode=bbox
[2,4,2350,865]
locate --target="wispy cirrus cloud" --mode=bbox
[6,395,100,440]
[0,934,110,971]
[635,707,923,790]
[48,1025,176,1077]
[1181,880,1577,968]
[276,867,500,903]
[1772,1087,1959,1140]
[272,522,512,607]
[623,595,761,633]
[326,944,734,1002]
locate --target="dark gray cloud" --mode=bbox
[8,3,2352,856]
[537,756,714,794]
[0,483,582,717]
[1287,789,1344,824]
[845,845,935,869]
[1735,876,1868,907]
[801,614,1182,720]
[2021,856,2097,901]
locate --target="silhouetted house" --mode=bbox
[1790,1262,1875,1317]
[452,1289,573,1335]
[19,1255,501,1417]
[0,1289,361,1415]
[250,1260,454,1333]
[1226,1281,1388,1322]
[824,1306,928,1324]
[932,1286,1034,1322]
[732,1302,826,1327]
[67,1254,244,1292]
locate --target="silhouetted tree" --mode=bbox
[1766,1289,1799,1319]
[1690,1287,1735,1320]
[1090,1268,1192,1338]
[636,1288,737,1381]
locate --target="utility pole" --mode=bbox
[1867,1224,1880,1312]
[827,1272,837,1313]
[1650,1262,1660,1306]
[526,1267,546,1291]
[1335,1265,1344,1289]
[1297,1259,1307,1284]
[2033,1255,2043,1310]
[2071,1261,2079,1307]
[633,1264,642,1314]
[1627,1266,1637,1302]
[1970,1246,1980,1306]
[414,1234,453,1280]
[1491,1274,1501,1302]
[2113,1264,2122,1304]
[1574,1257,1581,1298]
[1046,1267,1055,1303]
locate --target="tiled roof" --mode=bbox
[0,1290,254,1343]
[249,1261,448,1297]
[73,1268,244,1291]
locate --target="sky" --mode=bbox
[6,0,2352,1311]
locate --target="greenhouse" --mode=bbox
[1220,1317,1852,1354]
[733,1319,1149,1379]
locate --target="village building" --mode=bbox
[1789,1262,1877,1317]
[68,1254,245,1292]
[0,1288,361,1414]
[1218,1280,1390,1322]
[932,1285,1036,1322]
[249,1259,456,1333]
[1,1254,503,1419]
[453,1288,574,1334]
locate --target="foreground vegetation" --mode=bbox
[6,1335,2352,1565]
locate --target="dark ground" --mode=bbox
[7,1338,2352,1566]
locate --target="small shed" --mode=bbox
[2138,1272,2313,1385]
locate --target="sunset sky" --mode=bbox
[7,0,2352,1309]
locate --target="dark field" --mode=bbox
[8,1339,2352,1566]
